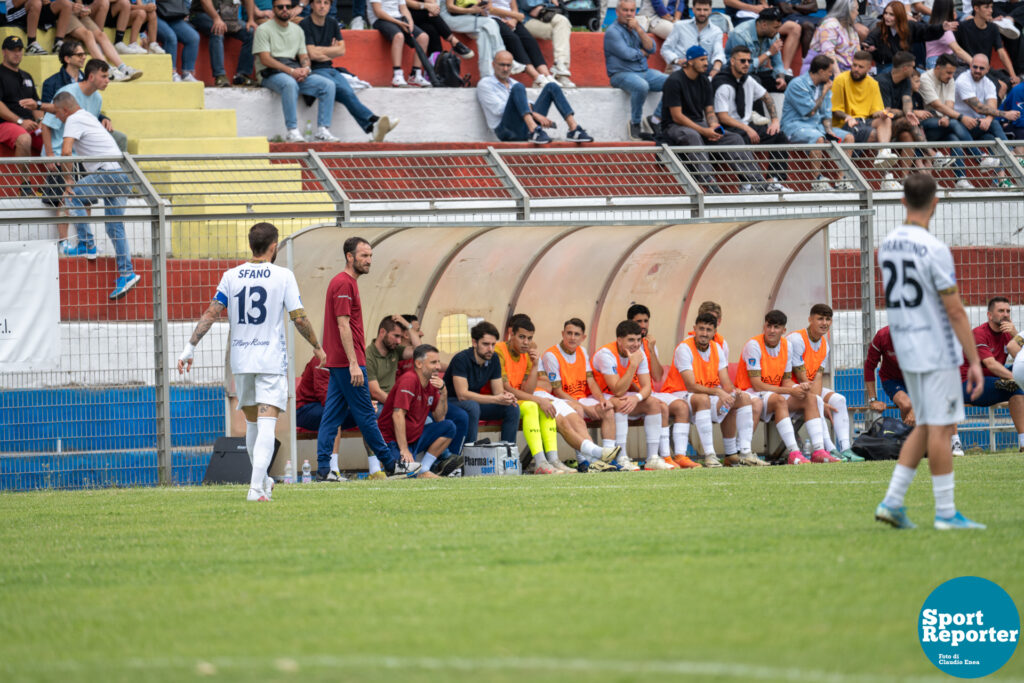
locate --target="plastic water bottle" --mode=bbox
[801,439,812,458]
[301,459,312,484]
[283,459,295,485]
[304,119,313,140]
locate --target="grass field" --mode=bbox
[2,454,1022,683]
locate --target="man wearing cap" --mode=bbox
[662,45,770,192]
[0,36,45,158]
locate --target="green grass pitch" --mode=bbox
[2,454,1022,683]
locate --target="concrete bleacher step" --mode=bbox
[20,54,174,86]
[102,81,204,110]
[105,109,238,139]
[130,137,269,155]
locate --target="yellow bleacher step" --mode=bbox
[1,25,127,54]
[103,81,204,110]
[20,53,174,86]
[106,109,237,139]
[172,211,334,259]
[129,137,269,155]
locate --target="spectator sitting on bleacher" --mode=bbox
[863,1,948,74]
[488,0,559,87]
[376,344,454,478]
[156,0,200,81]
[956,0,1019,99]
[877,50,946,171]
[302,0,398,139]
[1000,79,1024,138]
[405,0,474,60]
[477,50,593,143]
[713,44,791,190]
[367,314,420,407]
[518,0,575,88]
[605,0,665,140]
[0,36,45,158]
[52,90,140,299]
[295,352,348,477]
[39,40,86,241]
[42,39,86,105]
[803,0,860,75]
[372,0,433,87]
[191,0,257,87]
[67,0,143,80]
[781,55,856,191]
[925,0,973,69]
[636,0,680,39]
[661,0,725,76]
[920,54,976,188]
[954,53,1018,159]
[5,0,63,54]
[113,0,158,54]
[255,0,338,142]
[441,0,503,79]
[831,51,898,166]
[724,6,801,91]
[959,297,1024,450]
[443,320,520,455]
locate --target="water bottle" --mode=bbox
[801,439,812,458]
[301,459,312,484]
[717,398,730,420]
[304,119,313,140]
[283,459,295,485]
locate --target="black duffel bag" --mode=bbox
[851,416,913,461]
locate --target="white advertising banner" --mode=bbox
[0,241,60,371]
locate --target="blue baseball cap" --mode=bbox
[686,45,708,61]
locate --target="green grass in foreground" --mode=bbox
[1,454,1023,683]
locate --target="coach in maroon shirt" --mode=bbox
[315,236,391,481]
[864,326,915,424]
[958,297,1024,448]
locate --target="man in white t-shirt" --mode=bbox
[591,319,665,471]
[52,91,138,301]
[178,222,327,502]
[875,173,985,530]
[953,54,1018,150]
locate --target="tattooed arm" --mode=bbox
[290,308,327,367]
[178,301,226,373]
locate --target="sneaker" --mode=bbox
[119,65,143,81]
[115,41,133,54]
[835,179,857,191]
[811,175,832,192]
[232,74,256,87]
[534,461,558,474]
[980,156,1001,167]
[113,68,132,82]
[874,147,898,168]
[409,71,432,87]
[811,449,841,463]
[951,438,965,457]
[434,453,464,477]
[613,454,640,471]
[739,451,768,466]
[934,510,986,530]
[552,62,572,77]
[391,72,409,87]
[627,121,645,141]
[840,448,865,462]
[994,378,1019,393]
[263,476,275,500]
[126,42,148,54]
[214,75,230,88]
[452,42,474,59]
[528,127,552,145]
[994,16,1021,39]
[933,153,955,168]
[997,178,1014,188]
[555,74,577,89]
[566,126,593,143]
[875,502,916,529]
[367,471,388,480]
[315,126,339,142]
[26,40,48,55]
[702,454,723,468]
[599,446,621,463]
[246,488,270,502]
[787,450,810,465]
[510,60,526,75]
[284,128,305,143]
[880,173,901,191]
[765,180,793,193]
[549,457,576,474]
[672,455,702,469]
[643,114,659,134]
[722,454,743,467]
[739,183,754,193]
[171,72,182,83]
[109,273,141,300]
[643,456,673,470]
[955,179,974,189]
[181,72,199,83]
[350,15,367,29]
[327,469,347,481]
[61,241,97,259]
[370,115,397,142]
[578,458,615,473]
[148,42,166,54]
[393,460,421,477]
[532,75,552,88]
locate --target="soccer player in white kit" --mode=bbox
[874,174,985,530]
[177,223,326,502]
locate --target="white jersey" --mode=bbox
[675,341,728,373]
[741,338,793,373]
[542,345,591,384]
[877,224,962,372]
[215,261,303,376]
[593,346,650,377]
[786,332,830,373]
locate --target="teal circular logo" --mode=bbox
[919,576,1020,678]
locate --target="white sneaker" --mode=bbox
[880,172,901,191]
[811,175,832,192]
[739,182,754,193]
[148,42,166,54]
[765,180,793,193]
[391,71,408,87]
[980,156,1001,167]
[552,62,572,77]
[409,71,432,87]
[115,41,133,54]
[118,65,143,81]
[315,126,339,142]
[952,437,965,457]
[264,476,275,500]
[835,179,857,191]
[510,60,526,75]
[172,72,182,82]
[933,153,956,168]
[995,16,1020,39]
[126,41,148,54]
[112,67,131,82]
[182,72,200,83]
[350,15,367,30]
[534,460,557,474]
[955,178,974,189]
[549,456,576,474]
[555,74,577,89]
[246,487,269,502]
[371,115,398,142]
[284,128,305,142]
[874,147,898,168]
[26,40,48,55]
[615,454,640,471]
[643,456,673,470]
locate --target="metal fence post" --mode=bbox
[307,149,351,223]
[486,147,530,220]
[660,144,705,217]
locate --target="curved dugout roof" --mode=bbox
[283,217,838,366]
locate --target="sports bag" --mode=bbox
[850,416,912,461]
[429,51,471,87]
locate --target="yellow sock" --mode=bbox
[520,401,543,456]
[539,411,558,454]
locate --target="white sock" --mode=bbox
[659,426,670,457]
[805,417,824,451]
[822,428,837,453]
[951,433,962,447]
[644,413,661,459]
[1018,433,1024,449]
[828,393,851,450]
[581,439,604,460]
[736,405,754,452]
[420,453,437,472]
[672,422,690,455]
[245,420,258,465]
[250,416,276,492]
[546,451,561,466]
[776,417,799,453]
[883,463,917,509]
[932,472,955,519]
[694,409,714,456]
[329,453,339,472]
[614,412,629,448]
[602,438,615,449]
[723,436,738,454]
[367,455,381,475]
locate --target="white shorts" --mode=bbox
[578,397,600,407]
[903,368,964,426]
[744,389,776,422]
[1013,352,1024,392]
[651,391,683,406]
[235,373,289,411]
[533,390,576,418]
[687,394,731,424]
[603,392,642,402]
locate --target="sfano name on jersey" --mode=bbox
[238,268,271,279]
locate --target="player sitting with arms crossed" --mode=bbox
[665,312,763,467]
[735,309,834,464]
[591,320,666,471]
[541,318,620,472]
[178,222,325,502]
[376,344,455,479]
[787,303,862,462]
